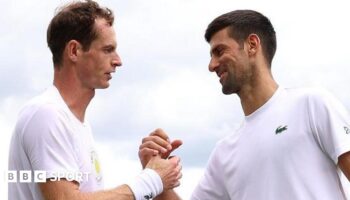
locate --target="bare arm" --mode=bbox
[39,180,134,200]
[338,151,350,181]
[154,190,182,200]
[39,155,182,200]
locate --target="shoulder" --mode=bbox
[283,86,331,98]
[18,99,65,127]
[296,87,341,106]
[15,88,70,139]
[282,86,338,105]
[284,86,348,119]
[18,86,68,125]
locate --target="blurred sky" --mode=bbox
[1,0,350,199]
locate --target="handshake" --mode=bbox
[128,129,183,199]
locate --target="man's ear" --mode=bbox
[247,34,260,56]
[66,40,81,62]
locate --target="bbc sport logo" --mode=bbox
[5,170,90,183]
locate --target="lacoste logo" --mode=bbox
[275,125,288,134]
[144,193,153,200]
[345,126,350,134]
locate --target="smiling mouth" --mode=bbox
[219,71,227,83]
[216,67,226,78]
[105,73,112,80]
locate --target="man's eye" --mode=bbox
[218,48,225,55]
[215,49,223,56]
[104,48,114,53]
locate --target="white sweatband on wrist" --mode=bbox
[126,168,163,200]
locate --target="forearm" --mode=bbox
[80,184,135,200]
[40,181,135,200]
[154,189,181,200]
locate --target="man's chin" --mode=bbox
[96,83,110,89]
[222,85,236,95]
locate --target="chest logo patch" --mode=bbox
[344,126,350,134]
[275,125,288,134]
[91,150,102,183]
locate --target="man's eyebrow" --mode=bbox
[102,44,116,50]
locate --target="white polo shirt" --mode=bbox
[192,87,350,200]
[8,86,104,200]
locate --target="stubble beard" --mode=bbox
[221,72,239,95]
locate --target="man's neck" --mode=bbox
[53,70,95,123]
[238,70,278,116]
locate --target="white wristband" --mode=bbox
[127,168,163,200]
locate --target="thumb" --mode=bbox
[161,140,183,159]
[171,140,183,151]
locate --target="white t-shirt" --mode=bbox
[191,87,350,200]
[8,86,104,200]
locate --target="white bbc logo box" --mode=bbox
[6,170,46,183]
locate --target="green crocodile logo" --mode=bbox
[275,125,288,134]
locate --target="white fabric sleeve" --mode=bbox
[22,104,80,181]
[308,88,350,164]
[191,144,230,200]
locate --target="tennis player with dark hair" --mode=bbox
[139,9,350,200]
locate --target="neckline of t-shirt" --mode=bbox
[244,86,284,122]
[49,85,89,127]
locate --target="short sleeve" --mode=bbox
[308,88,350,164]
[22,104,80,181]
[191,144,230,200]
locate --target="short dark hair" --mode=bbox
[47,0,114,68]
[205,10,276,66]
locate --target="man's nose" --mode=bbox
[208,57,219,72]
[112,52,122,68]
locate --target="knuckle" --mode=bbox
[151,129,160,136]
[149,136,158,142]
[139,144,144,150]
[138,148,144,154]
[155,128,163,133]
[141,137,148,143]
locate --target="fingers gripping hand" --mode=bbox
[146,156,182,190]
[161,140,182,159]
[139,128,183,168]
